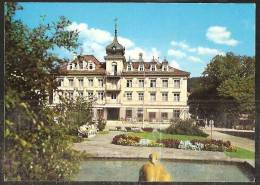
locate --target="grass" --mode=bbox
[224,147,255,159]
[127,131,207,141]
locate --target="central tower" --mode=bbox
[105,19,125,76]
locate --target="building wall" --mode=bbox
[53,74,189,122]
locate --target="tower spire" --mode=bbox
[114,18,118,38]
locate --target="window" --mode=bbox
[139,79,144,88]
[58,79,64,86]
[173,110,180,118]
[174,93,180,102]
[151,65,156,71]
[89,63,93,70]
[126,80,132,87]
[126,109,132,118]
[78,78,83,87]
[139,64,144,71]
[68,91,73,99]
[162,65,168,71]
[150,92,156,101]
[174,79,180,88]
[98,79,103,87]
[162,92,168,101]
[126,92,132,100]
[69,79,73,87]
[127,64,132,71]
[150,79,156,88]
[98,92,104,100]
[88,79,93,87]
[69,63,73,70]
[88,92,94,100]
[161,112,168,120]
[162,79,168,88]
[137,109,143,121]
[97,109,104,118]
[79,91,84,97]
[111,93,117,99]
[149,112,156,121]
[138,92,144,101]
[74,63,77,69]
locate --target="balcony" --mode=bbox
[106,71,121,78]
[106,83,121,92]
[105,98,121,107]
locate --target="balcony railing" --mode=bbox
[106,83,121,91]
[105,98,120,104]
[106,71,121,77]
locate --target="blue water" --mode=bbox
[74,159,254,182]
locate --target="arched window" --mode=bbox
[112,62,117,75]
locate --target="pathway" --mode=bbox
[202,129,255,152]
[72,131,252,166]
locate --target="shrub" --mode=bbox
[97,117,106,131]
[166,119,208,137]
[157,139,180,148]
[142,127,154,132]
[204,144,225,152]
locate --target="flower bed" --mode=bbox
[157,139,180,148]
[111,134,237,152]
[112,134,140,146]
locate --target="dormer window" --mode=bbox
[127,64,132,71]
[69,63,73,70]
[162,65,168,71]
[139,64,144,71]
[89,63,93,70]
[150,65,156,71]
[88,62,95,70]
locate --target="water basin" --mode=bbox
[74,158,254,182]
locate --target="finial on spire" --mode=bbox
[114,18,118,38]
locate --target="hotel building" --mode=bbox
[53,26,190,123]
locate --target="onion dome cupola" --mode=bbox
[106,19,125,56]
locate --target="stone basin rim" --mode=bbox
[82,156,254,169]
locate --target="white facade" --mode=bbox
[53,28,190,123]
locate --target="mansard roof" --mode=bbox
[58,54,189,77]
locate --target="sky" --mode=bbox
[15,3,255,77]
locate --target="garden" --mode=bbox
[111,119,254,159]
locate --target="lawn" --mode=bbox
[128,131,207,141]
[224,147,255,159]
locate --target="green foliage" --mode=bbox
[54,96,94,135]
[188,52,255,127]
[4,2,85,181]
[97,116,106,132]
[165,119,208,137]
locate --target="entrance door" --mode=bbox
[107,108,119,120]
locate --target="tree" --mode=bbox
[54,96,95,135]
[188,52,255,127]
[4,2,86,180]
